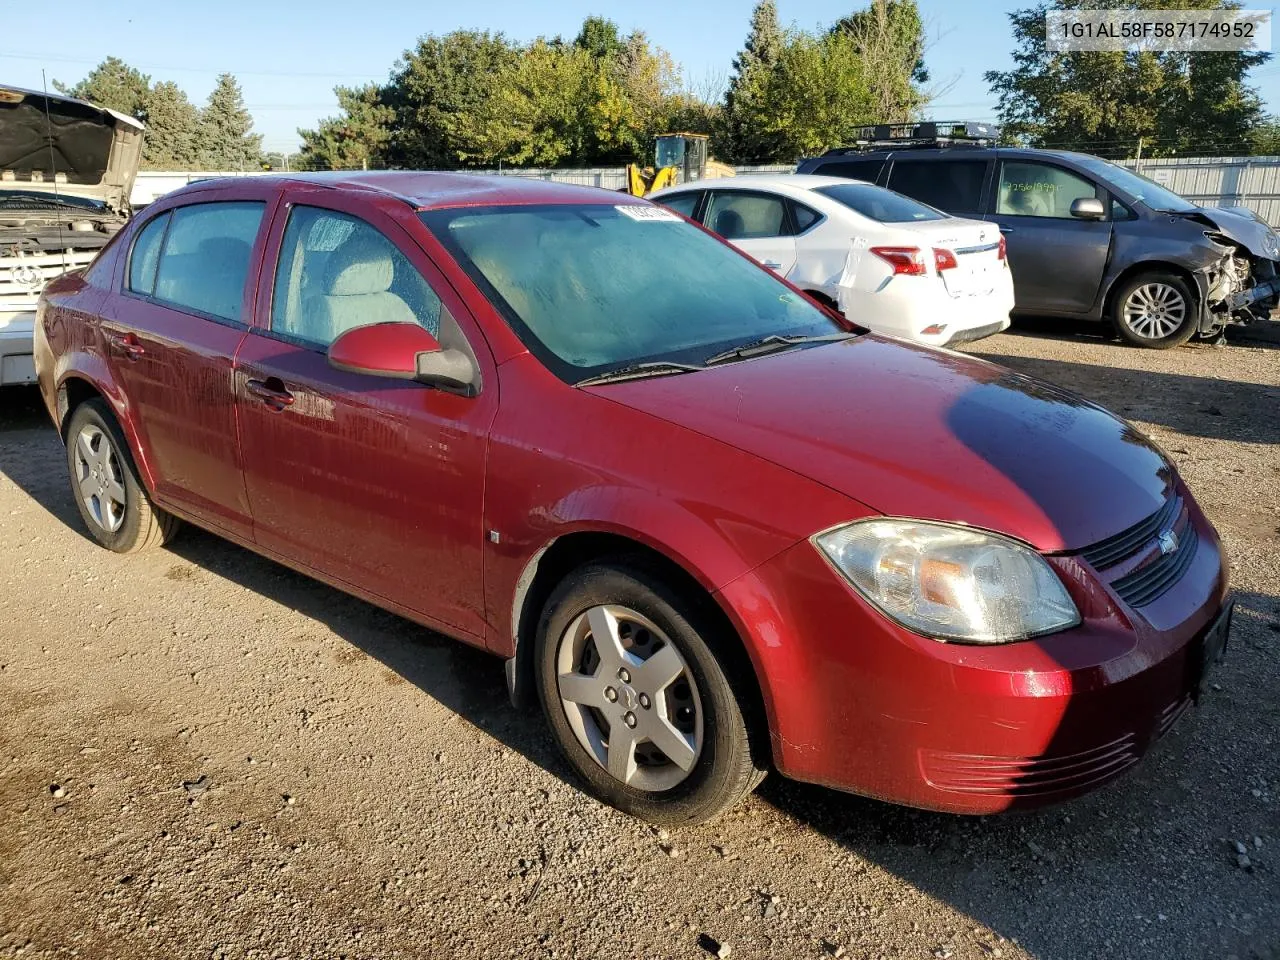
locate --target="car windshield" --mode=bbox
[421,203,845,382]
[814,183,946,222]
[1072,156,1197,213]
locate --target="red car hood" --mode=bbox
[589,336,1172,552]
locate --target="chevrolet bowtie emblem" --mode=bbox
[1157,529,1179,556]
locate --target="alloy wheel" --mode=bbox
[73,424,127,533]
[1122,282,1187,340]
[555,604,704,792]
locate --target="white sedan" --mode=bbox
[651,174,1014,347]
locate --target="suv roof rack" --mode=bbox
[821,121,1000,155]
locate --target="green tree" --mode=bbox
[198,73,263,170]
[833,0,929,120]
[53,56,151,119]
[986,0,1269,157]
[385,30,520,168]
[723,0,784,161]
[1251,116,1280,155]
[574,16,625,60]
[297,84,394,170]
[756,29,880,159]
[141,81,201,169]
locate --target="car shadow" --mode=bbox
[972,350,1280,445]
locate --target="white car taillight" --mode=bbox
[932,248,958,272]
[998,234,1007,263]
[870,246,927,276]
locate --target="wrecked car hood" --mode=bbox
[0,86,143,213]
[1175,206,1280,260]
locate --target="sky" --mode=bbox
[3,0,1279,154]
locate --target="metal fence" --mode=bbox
[1116,156,1280,226]
[131,159,1280,225]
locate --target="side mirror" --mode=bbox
[328,322,478,396]
[1070,197,1106,220]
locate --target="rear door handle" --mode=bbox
[762,260,783,269]
[105,331,145,361]
[998,226,1015,234]
[245,377,295,411]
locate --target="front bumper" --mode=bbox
[717,503,1230,814]
[0,311,37,387]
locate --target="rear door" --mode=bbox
[234,187,498,638]
[98,183,278,539]
[986,157,1112,314]
[702,189,798,276]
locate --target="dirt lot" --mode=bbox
[1,322,1277,960]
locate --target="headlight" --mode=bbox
[813,519,1080,644]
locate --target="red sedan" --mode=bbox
[34,173,1231,825]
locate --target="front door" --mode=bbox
[234,194,496,638]
[702,190,799,276]
[987,159,1113,315]
[99,196,272,539]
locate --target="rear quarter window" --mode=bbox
[887,160,988,214]
[811,158,885,183]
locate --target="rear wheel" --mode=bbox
[65,399,180,553]
[535,561,764,826]
[1112,271,1198,349]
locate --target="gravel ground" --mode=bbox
[0,321,1277,960]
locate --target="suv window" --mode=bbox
[705,191,789,240]
[997,161,1100,219]
[887,160,987,213]
[149,202,264,321]
[271,206,442,348]
[815,158,885,183]
[658,192,701,218]
[127,212,170,296]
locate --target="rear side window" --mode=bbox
[149,202,265,321]
[127,213,170,296]
[705,191,790,239]
[658,192,701,219]
[271,205,442,348]
[814,183,945,223]
[813,158,885,183]
[888,160,987,214]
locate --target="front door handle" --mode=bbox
[998,225,1015,234]
[105,331,145,361]
[762,260,783,269]
[245,377,295,411]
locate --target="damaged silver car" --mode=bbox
[1,86,142,387]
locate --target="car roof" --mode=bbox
[655,173,868,197]
[167,171,639,210]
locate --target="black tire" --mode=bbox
[1111,271,1198,349]
[535,560,765,826]
[64,398,180,553]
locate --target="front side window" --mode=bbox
[814,183,946,223]
[1072,155,1196,213]
[421,204,842,382]
[151,202,264,321]
[704,191,789,240]
[271,206,442,348]
[127,212,170,296]
[996,162,1101,219]
[887,160,987,213]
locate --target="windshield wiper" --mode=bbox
[0,192,101,211]
[575,361,703,387]
[703,332,855,366]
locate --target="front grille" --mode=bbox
[1076,495,1199,607]
[920,733,1140,797]
[1157,694,1192,739]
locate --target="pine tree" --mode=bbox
[142,81,202,169]
[724,0,783,161]
[198,73,263,170]
[53,56,151,120]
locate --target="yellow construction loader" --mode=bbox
[624,133,736,197]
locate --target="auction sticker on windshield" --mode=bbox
[616,205,682,222]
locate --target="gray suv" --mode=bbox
[799,130,1280,348]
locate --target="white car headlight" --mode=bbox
[813,519,1080,644]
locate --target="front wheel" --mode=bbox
[65,399,181,553]
[535,561,764,826]
[1112,271,1198,349]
